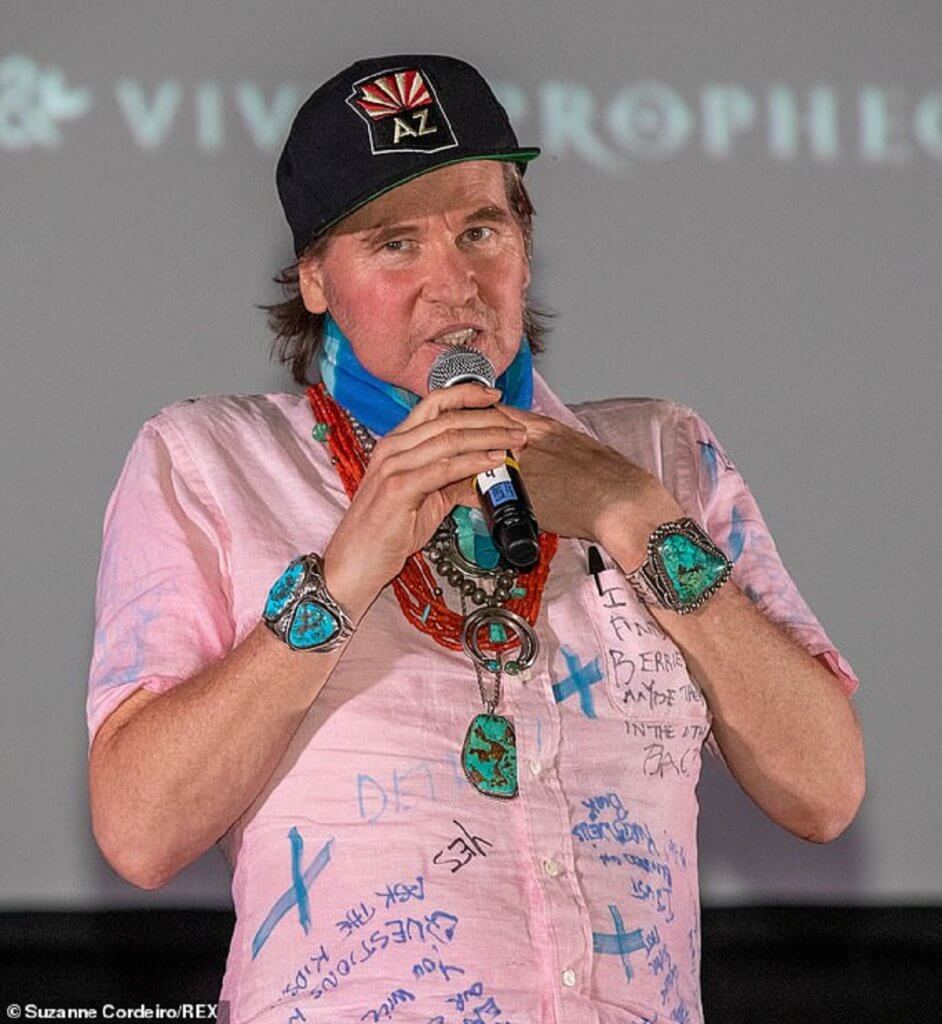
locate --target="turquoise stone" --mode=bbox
[461,713,518,798]
[488,623,507,643]
[264,560,304,619]
[510,587,527,599]
[659,533,728,606]
[287,599,340,649]
[453,505,501,570]
[311,422,330,442]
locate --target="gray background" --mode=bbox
[2,1,938,909]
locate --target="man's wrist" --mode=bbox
[322,544,384,624]
[595,491,687,571]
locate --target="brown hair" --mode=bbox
[258,162,553,385]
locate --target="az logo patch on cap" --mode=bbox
[347,67,459,155]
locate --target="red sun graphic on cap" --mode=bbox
[347,66,459,154]
[354,70,432,119]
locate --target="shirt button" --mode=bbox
[528,759,541,776]
[561,968,577,987]
[543,858,561,878]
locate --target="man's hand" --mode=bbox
[323,383,527,618]
[497,406,685,565]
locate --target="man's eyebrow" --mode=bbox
[356,205,512,248]
[462,205,513,226]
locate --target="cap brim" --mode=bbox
[306,148,541,248]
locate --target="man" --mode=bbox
[87,55,864,1023]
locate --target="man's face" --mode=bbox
[299,160,531,397]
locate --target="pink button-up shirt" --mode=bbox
[87,369,858,1024]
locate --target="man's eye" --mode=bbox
[465,226,494,242]
[382,239,409,252]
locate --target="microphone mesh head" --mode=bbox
[427,346,496,391]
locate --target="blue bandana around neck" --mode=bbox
[316,313,533,436]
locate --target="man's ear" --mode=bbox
[298,259,329,314]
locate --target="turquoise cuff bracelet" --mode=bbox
[625,517,732,615]
[262,553,357,651]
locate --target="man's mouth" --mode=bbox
[428,326,481,348]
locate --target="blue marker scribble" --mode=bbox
[725,505,746,563]
[289,826,311,935]
[592,903,645,983]
[552,646,603,719]
[91,537,182,689]
[697,440,719,498]
[743,583,762,604]
[251,832,334,959]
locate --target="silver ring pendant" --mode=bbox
[461,606,539,673]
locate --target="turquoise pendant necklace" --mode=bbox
[456,582,540,800]
[425,504,539,800]
[459,588,519,800]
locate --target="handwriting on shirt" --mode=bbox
[289,909,458,1000]
[427,979,517,1024]
[337,876,426,936]
[376,875,426,908]
[608,613,665,641]
[609,650,704,713]
[635,726,705,781]
[592,574,708,737]
[573,791,689,934]
[281,899,519,1023]
[642,743,699,779]
[599,851,673,889]
[612,923,689,1024]
[360,988,415,1022]
[411,942,465,984]
[356,754,467,824]
[572,792,660,856]
[432,819,493,874]
[628,722,708,741]
[280,867,456,1002]
[630,876,675,924]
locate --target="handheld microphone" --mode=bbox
[427,347,540,571]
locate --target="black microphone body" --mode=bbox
[427,347,540,572]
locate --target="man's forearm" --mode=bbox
[601,523,865,841]
[650,580,863,840]
[89,559,382,890]
[88,622,346,888]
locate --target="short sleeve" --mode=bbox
[86,419,235,755]
[678,405,859,700]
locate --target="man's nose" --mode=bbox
[420,247,479,306]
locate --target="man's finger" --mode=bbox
[387,382,501,437]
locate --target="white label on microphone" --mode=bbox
[477,463,518,507]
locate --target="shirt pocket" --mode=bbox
[580,566,712,737]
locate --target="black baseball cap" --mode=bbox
[276,54,540,256]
